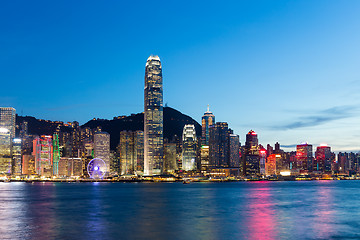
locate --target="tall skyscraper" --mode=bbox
[144,55,164,176]
[0,107,16,139]
[33,135,53,177]
[12,138,22,176]
[296,143,313,171]
[0,128,12,174]
[201,105,215,146]
[182,124,197,171]
[229,134,240,168]
[94,132,110,174]
[314,144,332,173]
[209,122,231,168]
[244,130,260,176]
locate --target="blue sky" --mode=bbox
[1,0,360,152]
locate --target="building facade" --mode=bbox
[0,107,16,139]
[144,55,164,175]
[182,124,197,171]
[94,132,110,174]
[201,106,215,146]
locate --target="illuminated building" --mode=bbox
[0,128,12,174]
[266,154,282,176]
[118,130,144,175]
[182,124,197,171]
[164,143,177,173]
[200,145,210,172]
[144,55,164,175]
[314,144,332,173]
[244,130,260,176]
[94,132,110,174]
[22,155,36,175]
[58,157,83,177]
[110,151,120,175]
[53,133,60,176]
[119,131,135,175]
[201,105,215,145]
[229,134,240,167]
[12,138,22,175]
[33,135,53,177]
[209,122,231,168]
[259,148,266,175]
[337,152,347,174]
[0,107,16,139]
[296,143,313,171]
[135,131,144,174]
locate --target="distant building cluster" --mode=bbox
[1,56,360,180]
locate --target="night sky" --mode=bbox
[1,0,360,152]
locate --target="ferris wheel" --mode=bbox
[87,158,106,179]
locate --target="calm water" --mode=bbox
[0,181,360,240]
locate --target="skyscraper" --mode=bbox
[244,130,260,176]
[182,124,197,171]
[296,143,313,171]
[33,135,53,177]
[229,134,240,168]
[0,107,16,139]
[94,132,110,174]
[144,55,164,176]
[0,128,12,174]
[12,138,22,176]
[209,122,231,168]
[314,144,332,173]
[201,105,215,146]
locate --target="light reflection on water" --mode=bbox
[0,181,360,239]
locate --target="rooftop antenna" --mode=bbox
[207,104,210,112]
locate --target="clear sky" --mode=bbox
[1,0,360,152]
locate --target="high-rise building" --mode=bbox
[12,138,22,176]
[0,107,16,139]
[244,130,260,176]
[259,148,266,175]
[182,124,197,171]
[134,131,144,175]
[266,154,282,176]
[144,55,164,176]
[296,143,313,171]
[94,132,110,174]
[164,143,178,173]
[314,144,332,173]
[0,128,12,174]
[229,134,240,168]
[22,154,36,175]
[209,122,231,168]
[33,135,53,177]
[53,133,60,176]
[201,105,215,146]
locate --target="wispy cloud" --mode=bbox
[271,105,357,130]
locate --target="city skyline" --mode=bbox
[1,1,360,152]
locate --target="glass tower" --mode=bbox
[144,55,164,176]
[0,107,16,140]
[182,124,197,171]
[201,105,215,146]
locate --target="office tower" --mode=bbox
[201,105,215,146]
[118,130,144,176]
[0,128,12,174]
[200,145,210,172]
[119,131,135,175]
[20,121,28,138]
[53,133,60,176]
[94,132,110,174]
[110,151,120,175]
[229,134,240,168]
[296,143,313,171]
[33,135,53,177]
[71,123,81,157]
[266,154,282,176]
[244,130,260,176]
[144,55,164,176]
[58,157,69,176]
[134,131,144,174]
[12,138,22,176]
[22,155,36,175]
[209,122,230,168]
[0,107,16,139]
[80,127,93,143]
[259,148,266,175]
[314,144,332,173]
[181,124,197,171]
[274,142,281,154]
[337,152,347,174]
[164,143,178,173]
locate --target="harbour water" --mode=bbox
[0,181,359,240]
